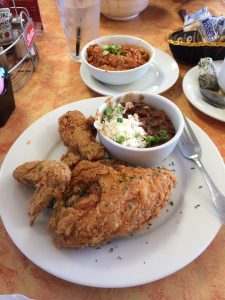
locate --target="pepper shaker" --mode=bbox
[11,15,28,59]
[11,15,37,60]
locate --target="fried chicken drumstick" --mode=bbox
[13,161,71,225]
[48,160,176,248]
[58,110,105,163]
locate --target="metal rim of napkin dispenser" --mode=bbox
[0,6,39,92]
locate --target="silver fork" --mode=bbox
[178,117,225,224]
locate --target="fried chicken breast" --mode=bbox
[13,161,71,225]
[48,160,176,248]
[58,111,105,162]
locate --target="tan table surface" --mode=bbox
[0,0,225,299]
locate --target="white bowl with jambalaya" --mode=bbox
[81,35,155,85]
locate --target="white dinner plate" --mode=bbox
[183,61,225,122]
[80,48,179,96]
[0,295,32,300]
[0,97,224,288]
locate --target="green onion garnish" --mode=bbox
[104,107,113,118]
[115,107,123,114]
[117,118,123,123]
[117,50,125,55]
[145,135,160,146]
[153,135,160,144]
[102,50,109,56]
[102,44,124,56]
[145,135,155,144]
[159,130,168,140]
[116,132,126,143]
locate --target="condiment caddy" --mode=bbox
[0,5,39,91]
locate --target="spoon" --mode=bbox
[200,88,225,108]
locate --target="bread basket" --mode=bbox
[166,28,225,65]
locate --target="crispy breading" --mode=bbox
[13,110,176,249]
[58,111,105,161]
[13,161,71,225]
[60,148,81,169]
[48,160,176,248]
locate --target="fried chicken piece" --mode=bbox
[61,148,81,170]
[58,111,105,161]
[13,160,71,225]
[48,160,176,248]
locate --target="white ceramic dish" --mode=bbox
[218,59,225,93]
[0,97,224,288]
[100,0,149,21]
[80,47,179,96]
[183,60,225,122]
[95,92,184,167]
[0,296,32,300]
[81,35,155,85]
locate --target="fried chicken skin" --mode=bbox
[58,111,105,161]
[13,161,71,225]
[48,160,176,248]
[60,148,81,170]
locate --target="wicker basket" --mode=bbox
[166,28,225,65]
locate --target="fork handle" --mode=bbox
[194,157,225,223]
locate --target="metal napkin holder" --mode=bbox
[0,6,39,91]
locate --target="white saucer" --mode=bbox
[80,48,179,96]
[183,61,225,122]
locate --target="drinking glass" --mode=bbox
[57,0,100,62]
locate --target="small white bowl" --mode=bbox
[81,35,155,85]
[95,92,184,167]
[101,0,149,21]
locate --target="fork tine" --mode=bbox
[182,126,192,144]
[183,116,200,146]
[178,116,202,159]
[180,123,193,146]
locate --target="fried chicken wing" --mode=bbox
[13,160,71,225]
[58,111,105,161]
[48,160,176,248]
